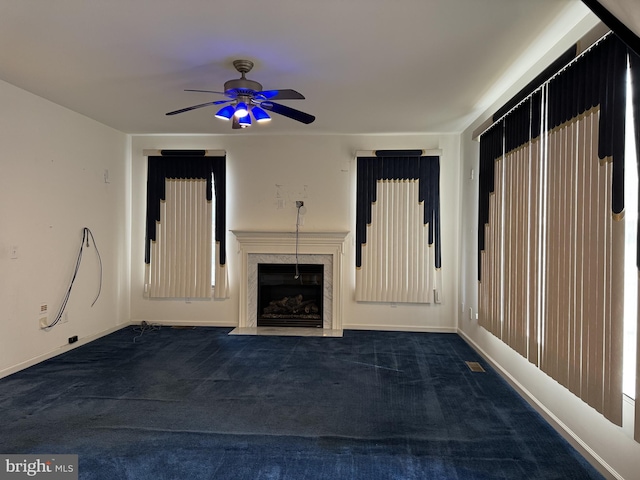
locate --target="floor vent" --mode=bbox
[465,361,485,373]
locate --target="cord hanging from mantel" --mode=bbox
[43,227,103,329]
[294,202,304,280]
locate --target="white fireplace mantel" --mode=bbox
[232,230,349,331]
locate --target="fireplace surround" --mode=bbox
[232,230,348,331]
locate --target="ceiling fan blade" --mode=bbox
[256,89,305,100]
[260,101,315,124]
[165,100,231,116]
[184,89,228,95]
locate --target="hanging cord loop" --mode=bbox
[44,227,103,329]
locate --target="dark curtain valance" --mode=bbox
[493,47,577,123]
[505,97,533,154]
[478,33,638,279]
[547,33,628,215]
[355,155,440,268]
[145,155,226,265]
[478,121,503,280]
[375,149,424,158]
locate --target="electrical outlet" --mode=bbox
[39,303,48,329]
[68,335,78,344]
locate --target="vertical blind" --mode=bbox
[149,178,212,298]
[631,51,640,443]
[478,33,638,429]
[145,154,228,299]
[356,153,441,303]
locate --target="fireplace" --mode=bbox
[232,230,348,332]
[257,264,323,327]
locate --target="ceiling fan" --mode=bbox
[166,59,315,129]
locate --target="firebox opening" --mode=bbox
[257,263,323,327]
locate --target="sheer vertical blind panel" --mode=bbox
[149,179,212,298]
[479,96,542,364]
[631,51,640,443]
[356,154,441,303]
[145,154,228,299]
[478,34,637,428]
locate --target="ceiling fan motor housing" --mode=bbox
[225,59,262,95]
[223,78,263,96]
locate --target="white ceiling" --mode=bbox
[0,0,597,136]
[598,0,640,39]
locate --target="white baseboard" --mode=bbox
[0,322,132,380]
[344,324,457,333]
[457,328,622,480]
[130,319,236,328]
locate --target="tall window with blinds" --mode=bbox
[145,152,229,299]
[478,33,638,430]
[355,151,441,303]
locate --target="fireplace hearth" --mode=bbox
[257,263,323,327]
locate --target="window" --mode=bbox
[624,66,638,399]
[145,152,228,299]
[355,151,441,303]
[478,33,638,426]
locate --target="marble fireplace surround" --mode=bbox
[232,231,348,332]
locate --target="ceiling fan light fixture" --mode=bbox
[214,105,235,120]
[238,114,252,128]
[251,106,271,123]
[234,102,249,118]
[166,60,314,129]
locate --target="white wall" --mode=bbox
[130,133,459,332]
[457,17,640,480]
[0,79,130,376]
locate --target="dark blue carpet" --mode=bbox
[0,327,604,479]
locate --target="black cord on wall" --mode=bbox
[44,227,103,329]
[294,203,303,280]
